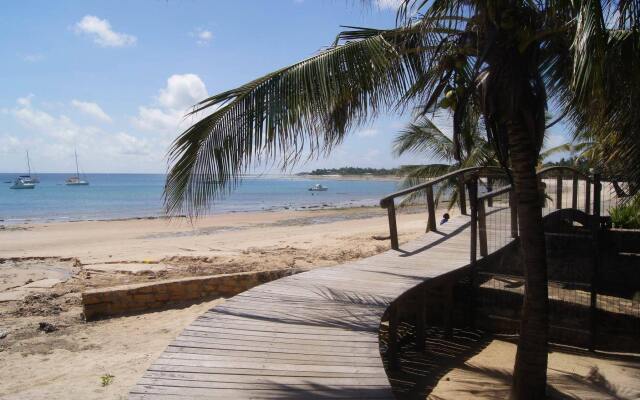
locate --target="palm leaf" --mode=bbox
[165,34,421,216]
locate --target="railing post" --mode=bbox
[426,185,437,232]
[585,178,591,214]
[478,200,488,257]
[589,173,602,351]
[509,189,518,238]
[458,175,467,215]
[593,173,601,219]
[486,176,494,207]
[556,173,563,210]
[572,172,579,210]
[467,176,478,329]
[386,201,399,250]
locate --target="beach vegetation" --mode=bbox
[610,196,640,229]
[100,373,114,387]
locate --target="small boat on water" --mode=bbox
[10,177,35,189]
[308,184,328,192]
[66,149,89,186]
[9,151,39,188]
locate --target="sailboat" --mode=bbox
[65,149,89,186]
[10,176,35,189]
[10,151,38,189]
[17,151,39,184]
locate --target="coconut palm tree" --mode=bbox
[164,1,639,398]
[393,115,496,208]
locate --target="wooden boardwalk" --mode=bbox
[130,213,511,399]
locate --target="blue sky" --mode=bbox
[0,0,569,174]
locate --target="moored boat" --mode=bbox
[66,149,89,186]
[10,177,35,189]
[308,184,328,191]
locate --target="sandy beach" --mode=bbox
[0,206,427,399]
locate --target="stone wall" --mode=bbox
[82,268,302,321]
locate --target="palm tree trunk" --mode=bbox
[508,121,549,399]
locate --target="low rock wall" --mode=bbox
[82,268,302,320]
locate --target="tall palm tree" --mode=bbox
[164,1,639,398]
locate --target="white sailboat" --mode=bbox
[10,151,38,189]
[10,176,35,189]
[66,149,89,186]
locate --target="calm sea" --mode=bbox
[0,173,399,224]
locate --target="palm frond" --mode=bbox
[393,116,454,160]
[165,33,420,216]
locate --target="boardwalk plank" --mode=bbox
[131,214,515,399]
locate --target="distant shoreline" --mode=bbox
[296,174,403,181]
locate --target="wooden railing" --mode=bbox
[379,165,609,252]
[379,166,507,250]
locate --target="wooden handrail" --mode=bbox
[379,166,506,208]
[537,166,591,181]
[378,164,601,252]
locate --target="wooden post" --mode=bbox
[387,302,399,370]
[426,185,437,232]
[415,288,426,353]
[572,173,579,210]
[509,189,518,238]
[556,174,563,210]
[589,173,602,351]
[386,201,399,250]
[469,177,478,266]
[593,173,601,218]
[458,175,467,215]
[467,176,478,329]
[487,176,494,207]
[478,200,488,257]
[585,178,591,214]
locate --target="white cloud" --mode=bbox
[133,74,208,133]
[0,135,21,154]
[74,15,136,47]
[111,132,151,155]
[356,128,378,137]
[133,106,182,132]
[7,96,157,170]
[375,0,404,10]
[22,53,45,63]
[71,100,112,123]
[159,74,208,110]
[192,28,213,46]
[17,94,34,107]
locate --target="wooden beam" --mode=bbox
[387,201,399,250]
[509,190,518,238]
[572,173,579,210]
[458,175,467,215]
[426,185,437,232]
[478,200,488,257]
[585,179,591,214]
[556,174,563,210]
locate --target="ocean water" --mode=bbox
[0,173,399,224]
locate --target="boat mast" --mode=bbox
[26,151,31,177]
[74,149,80,179]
